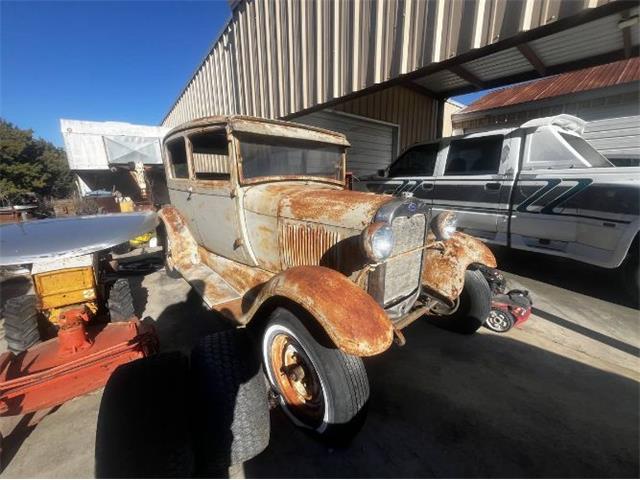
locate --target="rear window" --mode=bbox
[444,136,503,176]
[560,133,613,168]
[388,143,439,177]
[166,138,189,179]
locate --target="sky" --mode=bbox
[1,0,231,146]
[1,1,492,148]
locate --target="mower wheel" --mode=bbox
[191,329,270,471]
[107,278,136,322]
[95,351,194,478]
[2,294,41,354]
[484,309,515,333]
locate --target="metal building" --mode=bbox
[162,0,639,175]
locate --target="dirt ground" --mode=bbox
[0,246,638,478]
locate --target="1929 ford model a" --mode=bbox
[158,116,496,438]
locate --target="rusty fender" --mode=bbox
[422,233,497,303]
[245,266,393,357]
[158,206,200,271]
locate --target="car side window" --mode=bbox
[444,136,503,176]
[166,137,189,179]
[388,143,439,177]
[189,130,231,181]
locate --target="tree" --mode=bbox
[0,119,75,204]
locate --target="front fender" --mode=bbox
[247,266,393,357]
[422,233,496,303]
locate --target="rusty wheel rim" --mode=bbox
[270,333,324,424]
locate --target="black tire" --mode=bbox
[95,351,194,478]
[262,307,369,443]
[2,295,41,354]
[620,252,639,302]
[156,223,181,279]
[107,278,136,322]
[484,309,515,333]
[191,329,270,471]
[431,269,492,335]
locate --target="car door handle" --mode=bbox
[421,182,434,191]
[485,182,501,191]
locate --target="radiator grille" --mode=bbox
[280,222,340,269]
[383,214,426,305]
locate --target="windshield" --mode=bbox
[238,134,344,183]
[559,133,614,168]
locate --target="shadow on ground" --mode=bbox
[244,320,639,478]
[490,246,638,309]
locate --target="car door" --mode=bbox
[185,128,251,264]
[431,134,506,242]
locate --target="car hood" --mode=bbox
[243,182,393,230]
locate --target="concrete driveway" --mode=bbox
[1,247,638,478]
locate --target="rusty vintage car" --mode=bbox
[157,116,496,439]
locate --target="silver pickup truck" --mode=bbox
[355,115,639,294]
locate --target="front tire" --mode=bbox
[484,309,515,333]
[430,269,491,335]
[261,307,369,443]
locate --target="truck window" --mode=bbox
[189,130,231,181]
[444,136,503,176]
[388,143,439,177]
[166,138,189,179]
[559,133,613,168]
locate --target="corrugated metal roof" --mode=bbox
[461,57,640,114]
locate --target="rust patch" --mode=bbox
[245,266,393,357]
[159,206,200,271]
[422,232,497,302]
[281,188,392,230]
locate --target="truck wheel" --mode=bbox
[157,223,181,279]
[191,329,270,470]
[95,351,194,478]
[431,270,491,335]
[107,278,136,322]
[262,307,369,443]
[2,295,41,354]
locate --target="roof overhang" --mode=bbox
[404,3,639,99]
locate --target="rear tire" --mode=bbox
[430,270,491,335]
[262,307,369,444]
[107,278,136,322]
[191,329,270,470]
[2,295,41,354]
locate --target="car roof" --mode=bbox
[164,115,351,147]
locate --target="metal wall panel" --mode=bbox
[162,0,605,128]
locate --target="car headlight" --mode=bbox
[432,211,457,240]
[361,222,394,262]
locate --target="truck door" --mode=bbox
[383,142,440,203]
[431,135,505,242]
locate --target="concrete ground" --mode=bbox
[0,247,638,478]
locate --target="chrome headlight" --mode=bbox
[432,211,457,240]
[361,222,394,262]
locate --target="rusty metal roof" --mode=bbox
[461,57,640,114]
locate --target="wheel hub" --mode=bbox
[270,334,323,422]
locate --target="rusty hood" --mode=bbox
[243,182,393,230]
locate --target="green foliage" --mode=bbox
[0,118,75,204]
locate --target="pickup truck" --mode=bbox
[355,115,639,294]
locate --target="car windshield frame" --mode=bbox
[236,133,346,186]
